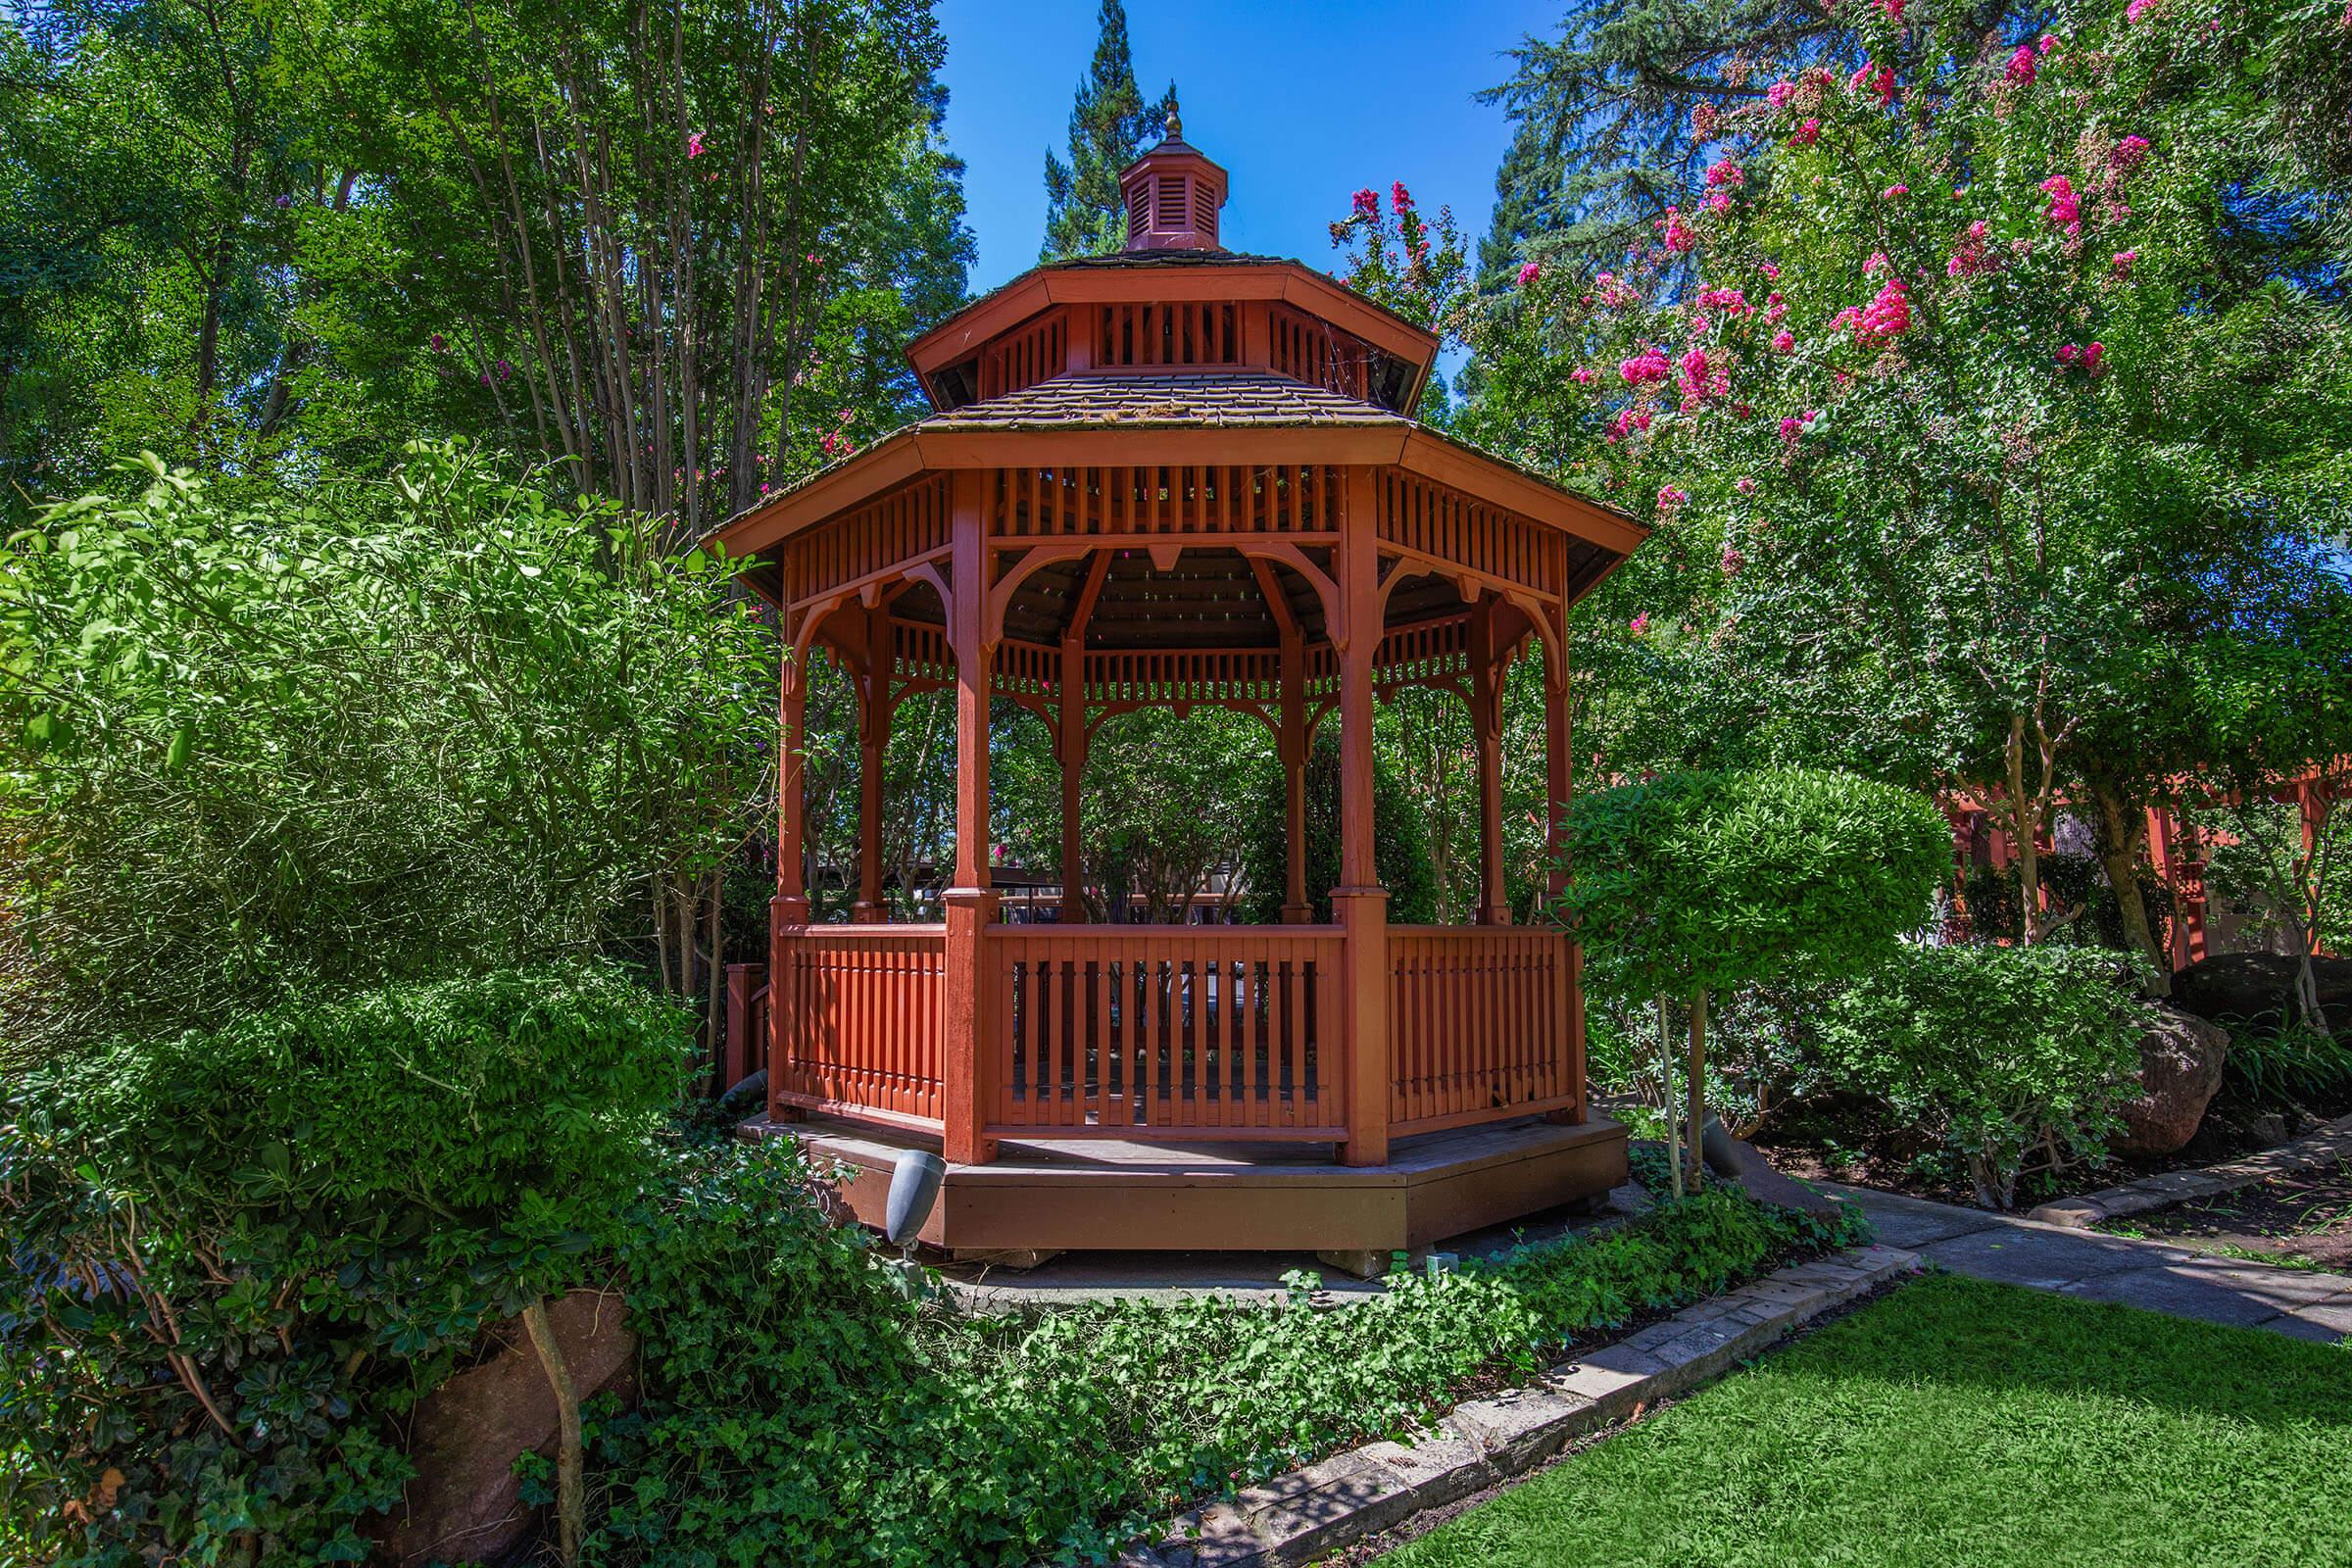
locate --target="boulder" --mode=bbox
[2110,1006,2232,1157]
[2171,952,2352,1034]
[368,1288,636,1567]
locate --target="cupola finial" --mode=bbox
[1165,95,1182,140]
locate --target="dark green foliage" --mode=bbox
[1558,767,1951,1003]
[578,1136,1862,1566]
[1239,727,1439,925]
[2225,1019,2352,1105]
[1388,1272,2352,1568]
[1958,855,2175,953]
[1810,943,2149,1208]
[0,443,772,1066]
[0,962,692,1568]
[1040,0,1175,262]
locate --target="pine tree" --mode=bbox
[1040,0,1176,261]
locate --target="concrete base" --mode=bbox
[741,1112,1630,1257]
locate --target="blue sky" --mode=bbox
[933,0,1564,291]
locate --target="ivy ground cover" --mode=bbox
[1382,1272,2352,1567]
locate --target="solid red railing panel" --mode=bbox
[1387,927,1580,1135]
[772,925,948,1130]
[987,924,1348,1141]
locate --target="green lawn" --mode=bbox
[1382,1273,2352,1567]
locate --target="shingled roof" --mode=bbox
[915,371,1406,432]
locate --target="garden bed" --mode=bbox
[2097,1159,2352,1271]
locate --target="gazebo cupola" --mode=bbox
[712,109,1648,1264]
[1120,100,1227,251]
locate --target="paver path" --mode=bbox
[1822,1180,2352,1342]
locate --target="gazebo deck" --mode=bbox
[743,1109,1630,1258]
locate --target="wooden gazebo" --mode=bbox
[715,112,1645,1261]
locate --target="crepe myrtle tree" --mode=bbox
[1555,767,1950,1189]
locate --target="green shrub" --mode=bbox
[1239,726,1438,925]
[583,1136,1865,1566]
[0,961,692,1568]
[2226,1019,2352,1105]
[1809,943,2149,1209]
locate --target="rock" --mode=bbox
[2110,1006,2232,1157]
[716,1066,768,1119]
[368,1288,636,1567]
[2172,952,2352,1034]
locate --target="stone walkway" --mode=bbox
[1822,1181,2352,1343]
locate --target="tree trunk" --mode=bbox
[1687,987,1708,1191]
[2004,715,2044,946]
[520,1298,583,1567]
[1657,994,1683,1200]
[2090,782,2169,995]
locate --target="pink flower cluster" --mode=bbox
[2056,341,2106,374]
[1517,261,1543,287]
[1692,102,1721,137]
[1767,79,1797,109]
[1883,183,1909,200]
[2126,0,2157,20]
[1696,285,1751,316]
[2039,174,2082,233]
[1946,220,1994,277]
[1660,207,1697,253]
[1849,62,1895,106]
[1720,542,1747,576]
[1779,411,1817,445]
[1829,278,1911,345]
[2006,44,2038,83]
[2113,249,2138,275]
[1792,118,1822,147]
[1771,327,1796,353]
[1878,0,1905,20]
[1620,348,1673,386]
[1352,187,1379,220]
[1657,486,1690,512]
[1392,181,1413,215]
[2112,134,2151,172]
[687,130,706,158]
[1678,346,1727,403]
[1705,158,1746,189]
[1607,408,1654,443]
[1570,366,1593,383]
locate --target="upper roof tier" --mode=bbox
[906,109,1440,416]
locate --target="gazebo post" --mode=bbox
[1470,595,1510,926]
[942,471,1000,1165]
[1544,618,1587,1124]
[853,602,891,923]
[1334,468,1392,1168]
[1057,632,1088,924]
[1279,631,1312,924]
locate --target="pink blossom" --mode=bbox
[1767,79,1797,108]
[1792,118,1822,147]
[1707,191,1733,215]
[429,332,447,351]
[2126,0,2156,20]
[2112,134,2151,172]
[1761,260,1782,279]
[2006,44,2038,83]
[2037,31,2059,52]
[1657,486,1690,511]
[687,130,706,159]
[2082,341,2104,372]
[1736,476,1758,494]
[1691,102,1721,137]
[1772,328,1796,353]
[1697,286,1750,315]
[1620,348,1673,385]
[1765,292,1788,325]
[1606,409,1653,443]
[2039,174,2081,233]
[1780,415,1805,444]
[2112,249,2138,275]
[1720,542,1747,576]
[1882,183,1909,200]
[1848,62,1895,105]
[1947,220,1993,277]
[1351,187,1379,220]
[1705,158,1746,188]
[1517,261,1543,287]
[1570,366,1593,383]
[1661,207,1697,253]
[1865,250,1892,276]
[1878,0,1905,19]
[1629,612,1651,635]
[1678,346,1716,398]
[1391,180,1413,214]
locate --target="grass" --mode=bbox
[1381,1273,2352,1567]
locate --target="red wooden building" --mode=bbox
[714,113,1645,1261]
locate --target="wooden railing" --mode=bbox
[771,925,949,1132]
[987,924,1348,1140]
[1389,926,1581,1135]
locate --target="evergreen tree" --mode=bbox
[1040,0,1175,261]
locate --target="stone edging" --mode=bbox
[2027,1112,2352,1230]
[1113,1244,1922,1568]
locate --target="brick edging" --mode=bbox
[1114,1244,1922,1567]
[2027,1112,2352,1230]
